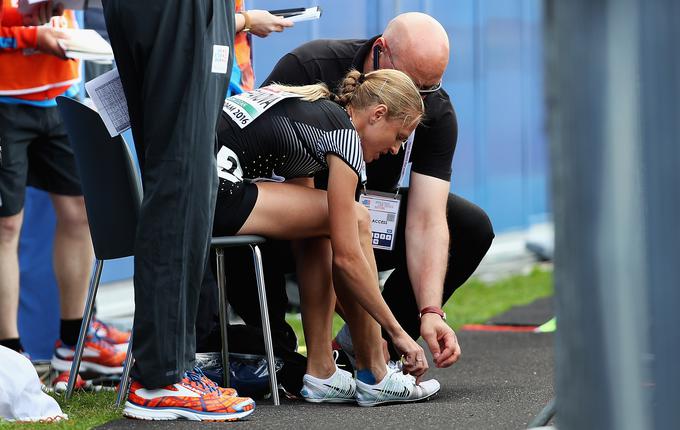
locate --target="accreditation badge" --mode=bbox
[360,191,401,251]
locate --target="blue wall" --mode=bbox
[18,0,548,357]
[250,0,550,232]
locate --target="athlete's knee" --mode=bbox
[0,214,23,246]
[447,194,495,249]
[354,202,372,237]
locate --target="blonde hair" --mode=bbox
[270,69,424,128]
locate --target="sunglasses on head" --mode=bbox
[372,41,442,95]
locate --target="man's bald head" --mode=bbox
[382,12,450,88]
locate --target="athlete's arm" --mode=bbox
[327,155,427,377]
[406,171,461,368]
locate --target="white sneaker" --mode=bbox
[356,366,440,407]
[300,365,356,404]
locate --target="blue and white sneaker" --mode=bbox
[356,365,440,407]
[300,365,356,404]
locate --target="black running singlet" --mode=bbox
[216,97,365,196]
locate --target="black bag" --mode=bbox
[196,323,306,398]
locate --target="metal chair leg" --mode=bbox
[215,248,230,388]
[115,333,134,408]
[66,259,103,400]
[251,244,280,405]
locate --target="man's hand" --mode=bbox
[420,313,461,368]
[36,27,69,59]
[19,0,64,26]
[390,329,428,383]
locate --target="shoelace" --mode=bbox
[185,367,220,393]
[387,360,416,383]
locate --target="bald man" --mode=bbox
[205,13,494,374]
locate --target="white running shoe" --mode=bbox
[300,365,357,404]
[356,366,440,407]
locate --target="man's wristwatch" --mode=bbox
[419,306,446,321]
[240,11,251,32]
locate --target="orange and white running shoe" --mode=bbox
[52,370,89,393]
[51,335,126,375]
[92,318,130,346]
[123,368,254,421]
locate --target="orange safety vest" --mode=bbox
[234,0,253,91]
[0,0,80,101]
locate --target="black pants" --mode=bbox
[197,189,494,359]
[104,0,233,388]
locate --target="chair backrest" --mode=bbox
[56,96,142,260]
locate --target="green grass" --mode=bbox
[2,267,552,429]
[444,267,554,330]
[286,266,554,351]
[0,391,122,430]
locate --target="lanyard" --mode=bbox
[395,130,416,194]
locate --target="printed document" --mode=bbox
[85,68,130,137]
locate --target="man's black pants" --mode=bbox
[198,190,494,359]
[104,0,233,388]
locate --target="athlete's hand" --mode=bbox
[245,10,294,38]
[420,313,461,368]
[19,0,63,26]
[390,329,428,383]
[36,26,69,59]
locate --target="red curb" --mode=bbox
[461,324,539,332]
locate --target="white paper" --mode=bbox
[58,28,114,63]
[85,68,130,137]
[211,45,229,74]
[286,6,322,23]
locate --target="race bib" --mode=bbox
[216,146,243,184]
[223,87,301,129]
[360,191,402,251]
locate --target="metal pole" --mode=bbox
[65,259,103,400]
[215,248,230,388]
[547,0,680,428]
[115,333,134,408]
[528,397,556,428]
[251,245,280,405]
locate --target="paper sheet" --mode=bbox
[84,68,130,137]
[285,6,322,23]
[58,28,114,63]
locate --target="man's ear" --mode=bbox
[369,104,388,124]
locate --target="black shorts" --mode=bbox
[0,103,82,217]
[213,177,259,237]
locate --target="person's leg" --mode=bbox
[332,219,387,384]
[49,195,93,321]
[239,182,387,381]
[210,241,298,352]
[377,190,494,358]
[104,0,232,389]
[0,212,24,345]
[293,237,336,378]
[0,103,32,352]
